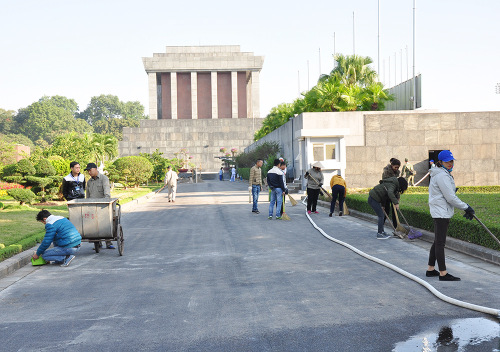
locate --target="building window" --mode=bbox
[313,143,337,161]
[313,144,324,161]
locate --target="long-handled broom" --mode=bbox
[281,194,291,220]
[393,208,410,236]
[473,214,500,247]
[382,208,406,239]
[306,174,333,201]
[288,194,298,206]
[397,208,422,239]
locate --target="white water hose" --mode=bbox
[303,209,500,318]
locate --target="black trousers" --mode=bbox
[330,185,345,214]
[428,218,450,271]
[307,188,320,212]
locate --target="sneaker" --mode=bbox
[329,213,333,217]
[268,216,273,220]
[339,211,343,216]
[255,210,260,214]
[307,211,311,214]
[276,216,282,220]
[426,270,440,277]
[313,211,319,214]
[60,255,75,267]
[439,273,461,281]
[376,232,391,240]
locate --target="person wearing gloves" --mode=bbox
[304,161,324,214]
[266,159,286,219]
[426,150,474,281]
[329,173,347,217]
[368,176,408,239]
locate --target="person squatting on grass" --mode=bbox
[304,162,324,214]
[329,173,347,217]
[426,150,475,282]
[33,210,82,267]
[368,176,408,239]
[382,158,401,229]
[267,159,286,220]
[249,159,264,214]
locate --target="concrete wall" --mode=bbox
[119,118,263,172]
[245,110,500,188]
[349,111,500,188]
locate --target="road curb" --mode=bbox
[0,191,159,281]
[316,199,500,266]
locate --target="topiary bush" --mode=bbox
[16,158,36,176]
[35,158,56,176]
[112,156,153,188]
[48,156,71,176]
[7,188,36,205]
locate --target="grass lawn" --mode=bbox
[0,183,162,261]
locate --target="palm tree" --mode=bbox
[360,82,394,111]
[330,54,377,87]
[90,134,118,166]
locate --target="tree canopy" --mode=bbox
[254,53,394,141]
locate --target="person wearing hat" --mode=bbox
[85,162,114,249]
[304,161,324,214]
[426,150,475,281]
[164,166,178,202]
[368,176,408,239]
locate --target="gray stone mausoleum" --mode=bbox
[119,45,264,172]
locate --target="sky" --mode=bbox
[1,0,499,117]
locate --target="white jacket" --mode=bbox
[428,166,468,218]
[164,170,178,186]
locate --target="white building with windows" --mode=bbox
[245,110,500,189]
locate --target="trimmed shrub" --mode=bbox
[35,158,56,176]
[112,156,153,188]
[16,159,36,176]
[7,188,36,205]
[238,168,250,180]
[235,141,281,168]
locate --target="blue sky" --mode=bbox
[1,0,499,116]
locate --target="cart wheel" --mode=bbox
[94,242,100,253]
[117,225,124,256]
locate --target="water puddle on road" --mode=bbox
[393,317,499,351]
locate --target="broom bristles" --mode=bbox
[281,212,291,220]
[288,194,298,206]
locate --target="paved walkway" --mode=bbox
[0,180,498,351]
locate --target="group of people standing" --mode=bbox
[250,150,475,283]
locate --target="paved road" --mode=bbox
[1,180,499,351]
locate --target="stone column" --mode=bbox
[211,71,218,119]
[191,72,198,119]
[251,71,260,119]
[171,72,177,119]
[231,71,238,118]
[148,72,158,119]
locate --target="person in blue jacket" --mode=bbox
[32,210,82,267]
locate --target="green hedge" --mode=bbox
[0,231,45,261]
[346,193,500,251]
[238,168,250,180]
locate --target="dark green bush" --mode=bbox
[235,141,281,168]
[112,156,153,188]
[7,188,36,205]
[238,168,250,180]
[16,159,36,176]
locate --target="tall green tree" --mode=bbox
[0,108,16,134]
[14,98,92,144]
[78,95,147,139]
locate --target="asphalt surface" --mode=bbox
[0,180,499,351]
